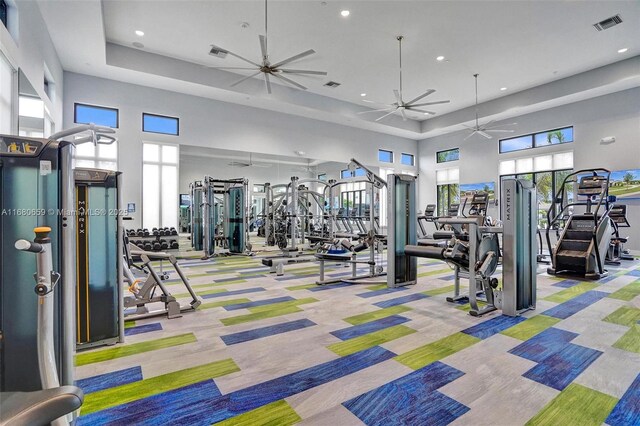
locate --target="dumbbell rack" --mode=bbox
[126,228,180,252]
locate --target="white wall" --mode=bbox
[0,1,64,130]
[418,87,640,250]
[63,72,417,228]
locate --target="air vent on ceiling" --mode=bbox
[324,81,341,88]
[593,14,622,31]
[209,45,228,58]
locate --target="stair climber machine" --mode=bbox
[546,169,613,279]
[388,174,537,316]
[606,204,634,263]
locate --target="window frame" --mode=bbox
[74,102,119,128]
[401,153,415,166]
[378,149,394,163]
[499,126,573,154]
[436,148,459,164]
[142,112,180,136]
[142,141,180,229]
[0,0,7,28]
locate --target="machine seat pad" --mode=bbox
[0,386,84,426]
[417,239,448,248]
[315,253,351,261]
[404,245,446,260]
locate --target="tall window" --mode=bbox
[378,149,393,163]
[0,52,14,134]
[74,103,119,128]
[74,140,118,171]
[379,168,393,228]
[143,142,179,229]
[0,0,7,28]
[436,148,459,163]
[436,167,459,216]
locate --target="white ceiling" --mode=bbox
[37,0,640,138]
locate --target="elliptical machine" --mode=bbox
[0,228,84,425]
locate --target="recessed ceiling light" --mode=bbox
[341,10,350,17]
[436,56,445,61]
[360,93,366,97]
[135,30,144,37]
[618,47,628,53]
[500,87,507,91]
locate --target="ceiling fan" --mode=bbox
[463,73,517,139]
[207,0,326,94]
[228,153,272,168]
[358,36,450,122]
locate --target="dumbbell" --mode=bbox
[153,242,161,251]
[170,228,178,236]
[152,227,158,232]
[136,229,144,237]
[143,242,153,251]
[143,229,150,237]
[160,240,169,250]
[170,240,179,249]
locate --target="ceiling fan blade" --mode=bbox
[486,129,515,133]
[478,131,493,139]
[407,107,436,115]
[482,120,496,128]
[406,89,435,105]
[279,69,327,75]
[357,108,395,115]
[264,73,272,94]
[460,124,476,130]
[228,161,251,167]
[464,131,477,140]
[409,100,450,107]
[230,71,262,87]
[272,73,307,90]
[271,49,316,68]
[485,122,517,129]
[206,66,258,70]
[223,49,262,68]
[400,109,408,121]
[393,89,402,105]
[375,110,398,122]
[259,35,267,59]
[362,99,392,107]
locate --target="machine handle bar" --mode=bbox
[15,239,44,253]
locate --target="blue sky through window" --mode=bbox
[75,104,118,128]
[143,113,179,135]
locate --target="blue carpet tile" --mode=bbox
[201,287,266,299]
[522,343,602,390]
[598,275,618,284]
[438,274,457,281]
[461,315,526,340]
[275,273,319,281]
[607,372,640,426]
[221,318,317,345]
[232,274,267,280]
[508,327,578,363]
[308,282,354,291]
[331,315,411,341]
[75,366,143,394]
[542,291,609,319]
[82,346,396,424]
[124,323,163,336]
[356,287,408,299]
[223,296,295,311]
[215,276,254,283]
[551,279,582,288]
[78,380,221,425]
[343,361,468,426]
[627,270,640,277]
[374,293,429,308]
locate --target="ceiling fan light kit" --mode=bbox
[209,0,327,94]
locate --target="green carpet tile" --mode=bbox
[603,306,640,327]
[124,321,136,329]
[328,325,417,356]
[609,280,640,301]
[613,324,640,353]
[417,268,453,278]
[422,285,456,297]
[344,306,412,325]
[395,332,480,370]
[82,358,240,415]
[501,315,562,341]
[214,400,301,426]
[191,280,247,289]
[543,282,599,303]
[75,333,197,366]
[526,383,617,426]
[220,298,318,326]
[456,300,488,312]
